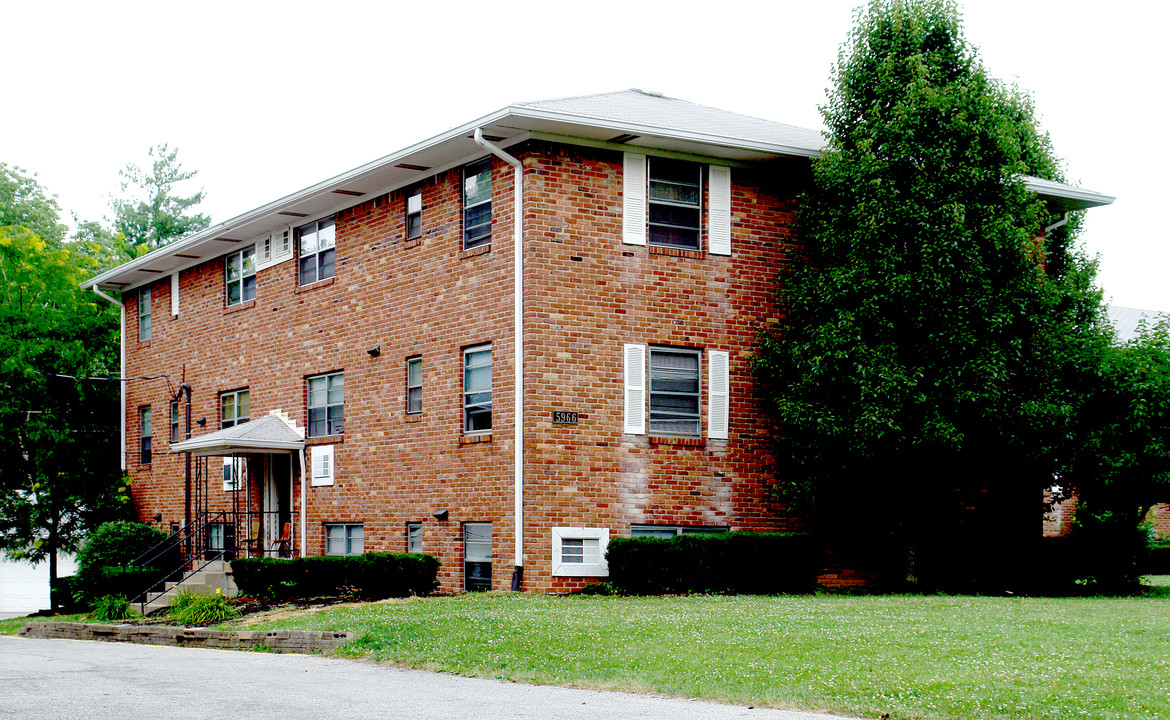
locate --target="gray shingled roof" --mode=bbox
[515,89,825,154]
[170,414,304,457]
[1108,306,1169,342]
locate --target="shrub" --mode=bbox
[606,532,819,595]
[232,552,439,600]
[167,589,237,624]
[87,594,138,622]
[75,521,179,603]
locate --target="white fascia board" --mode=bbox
[1023,176,1115,209]
[83,106,519,292]
[506,105,823,159]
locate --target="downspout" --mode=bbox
[1044,212,1070,236]
[298,447,306,558]
[92,286,126,472]
[474,128,525,591]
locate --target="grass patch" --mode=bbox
[0,613,85,636]
[248,591,1170,720]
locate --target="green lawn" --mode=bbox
[246,590,1169,720]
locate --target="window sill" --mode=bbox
[649,246,704,260]
[305,435,343,446]
[648,436,706,447]
[460,244,491,260]
[224,300,256,315]
[404,414,423,423]
[404,237,422,250]
[459,433,492,445]
[295,276,336,295]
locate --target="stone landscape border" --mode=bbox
[19,621,353,654]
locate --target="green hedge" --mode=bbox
[231,552,439,600]
[606,532,818,595]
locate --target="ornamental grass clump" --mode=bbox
[87,594,139,622]
[167,588,237,624]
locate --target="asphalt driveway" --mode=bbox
[1,636,857,720]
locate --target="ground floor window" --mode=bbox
[407,522,423,553]
[464,522,492,591]
[324,523,363,556]
[630,524,729,538]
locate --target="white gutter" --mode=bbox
[474,127,525,590]
[92,287,126,472]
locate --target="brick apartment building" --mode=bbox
[83,90,1114,592]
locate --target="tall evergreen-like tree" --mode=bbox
[754,0,1111,590]
[111,143,210,250]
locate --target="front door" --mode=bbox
[263,455,293,557]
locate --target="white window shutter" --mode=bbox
[708,166,731,256]
[170,272,179,317]
[708,350,730,439]
[311,445,335,486]
[623,153,647,246]
[623,343,646,435]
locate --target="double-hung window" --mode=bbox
[138,288,151,342]
[648,347,701,436]
[298,217,336,285]
[308,372,344,437]
[647,158,702,250]
[324,523,363,556]
[406,192,422,241]
[139,406,152,464]
[406,357,422,414]
[463,346,491,433]
[225,247,256,305]
[220,389,250,429]
[463,159,492,250]
[170,401,180,443]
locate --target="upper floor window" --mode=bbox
[463,345,492,433]
[406,356,422,414]
[298,217,336,286]
[220,389,250,429]
[138,287,151,342]
[463,160,491,250]
[648,158,702,250]
[225,247,256,305]
[139,406,152,464]
[406,192,422,241]
[308,372,344,437]
[649,347,701,436]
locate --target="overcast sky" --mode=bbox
[3,1,1164,310]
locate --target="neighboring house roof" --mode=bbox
[1108,306,1169,342]
[82,89,1115,293]
[169,413,304,457]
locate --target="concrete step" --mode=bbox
[141,562,240,614]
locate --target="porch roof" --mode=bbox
[169,414,304,457]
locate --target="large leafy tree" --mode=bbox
[111,143,210,250]
[0,175,130,594]
[755,0,1112,590]
[0,164,66,246]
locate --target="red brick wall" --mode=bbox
[122,140,803,593]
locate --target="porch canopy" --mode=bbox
[170,414,304,457]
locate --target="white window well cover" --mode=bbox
[551,527,610,577]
